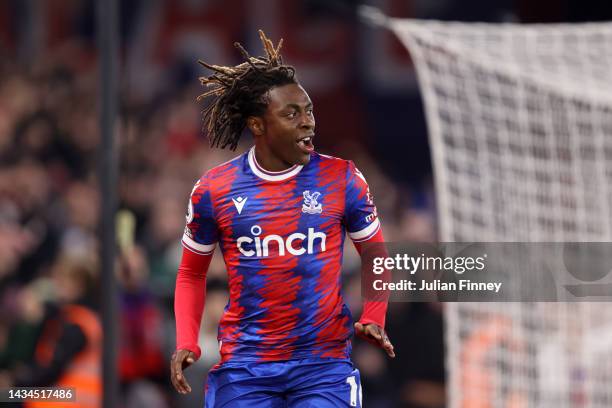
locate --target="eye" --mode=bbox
[306,108,314,115]
[286,111,297,119]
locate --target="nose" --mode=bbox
[299,112,315,131]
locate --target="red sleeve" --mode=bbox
[353,227,389,329]
[174,246,213,360]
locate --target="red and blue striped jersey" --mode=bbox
[182,147,381,362]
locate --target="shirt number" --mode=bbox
[346,375,362,407]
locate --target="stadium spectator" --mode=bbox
[14,254,102,408]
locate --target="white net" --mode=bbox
[391,20,612,408]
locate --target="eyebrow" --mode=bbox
[284,102,313,110]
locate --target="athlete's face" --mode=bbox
[250,83,315,171]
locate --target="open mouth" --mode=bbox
[297,136,315,153]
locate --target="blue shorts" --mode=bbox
[204,358,362,408]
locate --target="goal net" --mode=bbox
[391,19,612,407]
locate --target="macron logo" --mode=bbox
[232,196,248,214]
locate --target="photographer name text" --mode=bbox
[372,279,502,293]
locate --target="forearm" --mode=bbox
[353,228,389,328]
[174,246,212,359]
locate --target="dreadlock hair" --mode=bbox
[197,30,297,151]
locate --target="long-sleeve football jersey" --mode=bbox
[181,147,382,362]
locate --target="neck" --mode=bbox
[253,144,293,172]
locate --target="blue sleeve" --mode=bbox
[182,175,218,255]
[344,161,381,242]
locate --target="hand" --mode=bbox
[170,349,197,394]
[354,322,395,358]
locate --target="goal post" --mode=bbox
[390,19,612,408]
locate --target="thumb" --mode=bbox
[354,322,364,333]
[186,357,194,364]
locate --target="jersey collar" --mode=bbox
[247,147,303,182]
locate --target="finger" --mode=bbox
[176,372,191,394]
[179,376,192,394]
[375,334,388,350]
[170,364,184,394]
[175,366,191,393]
[384,341,396,358]
[382,338,395,357]
[179,354,193,393]
[172,368,185,393]
[174,375,187,394]
[380,332,396,358]
[354,322,364,334]
[170,354,181,392]
[173,357,183,382]
[172,353,190,394]
[365,325,383,340]
[184,351,196,368]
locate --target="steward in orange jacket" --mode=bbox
[16,256,102,408]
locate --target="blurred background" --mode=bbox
[0,1,611,407]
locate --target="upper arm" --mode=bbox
[182,175,218,255]
[344,161,381,243]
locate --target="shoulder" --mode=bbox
[205,152,245,179]
[311,151,352,172]
[313,151,347,164]
[309,153,368,189]
[194,151,247,189]
[313,152,366,180]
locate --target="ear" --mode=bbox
[247,116,264,137]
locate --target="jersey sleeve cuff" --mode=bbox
[181,233,216,255]
[348,218,381,242]
[358,316,386,330]
[360,298,388,329]
[176,344,202,360]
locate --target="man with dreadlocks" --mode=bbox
[171,31,394,407]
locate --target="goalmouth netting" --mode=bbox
[390,19,612,408]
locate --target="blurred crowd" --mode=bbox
[0,1,445,407]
